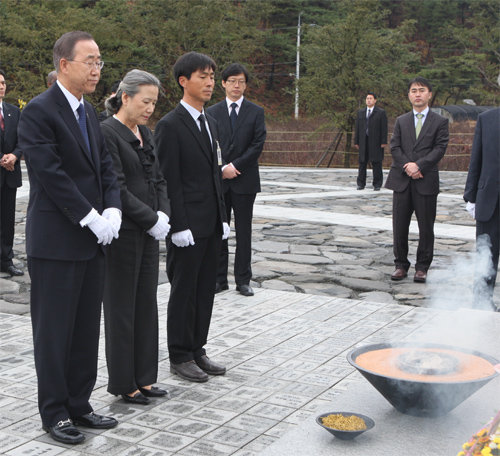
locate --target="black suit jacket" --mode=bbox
[385,110,449,195]
[0,101,22,188]
[354,105,388,162]
[206,98,266,194]
[154,103,226,237]
[464,107,500,222]
[101,117,170,231]
[18,84,121,260]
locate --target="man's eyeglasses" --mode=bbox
[225,79,246,86]
[68,59,104,70]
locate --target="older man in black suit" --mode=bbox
[354,92,388,191]
[0,69,23,276]
[155,52,228,383]
[464,107,500,311]
[207,63,266,297]
[18,31,121,444]
[385,76,449,284]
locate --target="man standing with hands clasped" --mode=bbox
[0,69,24,276]
[385,77,449,284]
[354,92,387,191]
[207,63,266,297]
[18,31,121,445]
[155,52,229,383]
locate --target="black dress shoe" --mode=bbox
[73,412,118,429]
[121,391,150,405]
[215,282,229,293]
[1,265,24,276]
[170,360,208,382]
[139,386,168,397]
[236,284,254,296]
[373,187,381,191]
[357,186,364,190]
[195,355,226,375]
[43,419,85,445]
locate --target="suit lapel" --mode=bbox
[176,104,213,163]
[2,104,15,137]
[84,101,100,173]
[234,99,249,132]
[218,102,233,139]
[415,110,434,145]
[53,85,96,170]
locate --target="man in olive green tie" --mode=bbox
[385,77,449,283]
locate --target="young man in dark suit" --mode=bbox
[0,69,23,276]
[207,63,266,297]
[464,107,500,311]
[18,31,121,445]
[354,92,387,191]
[385,77,449,284]
[155,52,229,383]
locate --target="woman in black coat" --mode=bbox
[102,69,170,404]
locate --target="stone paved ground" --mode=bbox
[1,166,497,314]
[0,167,498,455]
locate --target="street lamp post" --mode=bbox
[295,12,301,120]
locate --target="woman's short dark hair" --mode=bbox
[105,69,162,115]
[173,51,216,90]
[221,63,249,83]
[53,31,94,72]
[408,76,432,92]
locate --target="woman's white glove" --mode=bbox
[147,211,171,240]
[171,229,195,247]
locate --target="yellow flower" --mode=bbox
[457,452,465,456]
[481,446,492,455]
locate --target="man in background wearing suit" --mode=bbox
[155,52,229,383]
[464,107,500,311]
[385,77,449,284]
[354,92,387,191]
[18,31,121,444]
[0,69,23,277]
[207,63,266,297]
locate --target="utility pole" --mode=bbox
[294,12,301,120]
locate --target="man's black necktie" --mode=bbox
[365,109,371,136]
[230,102,238,131]
[198,114,212,153]
[76,104,91,153]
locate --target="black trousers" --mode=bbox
[0,181,16,268]
[217,190,256,286]
[357,139,383,189]
[29,253,104,427]
[103,229,159,395]
[475,200,499,308]
[392,181,437,272]
[166,228,221,364]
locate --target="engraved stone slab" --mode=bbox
[102,421,157,443]
[246,403,295,421]
[226,414,278,434]
[140,432,195,452]
[203,426,259,447]
[128,412,177,430]
[189,407,238,425]
[177,439,236,456]
[165,418,217,438]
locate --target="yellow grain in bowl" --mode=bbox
[321,414,367,431]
